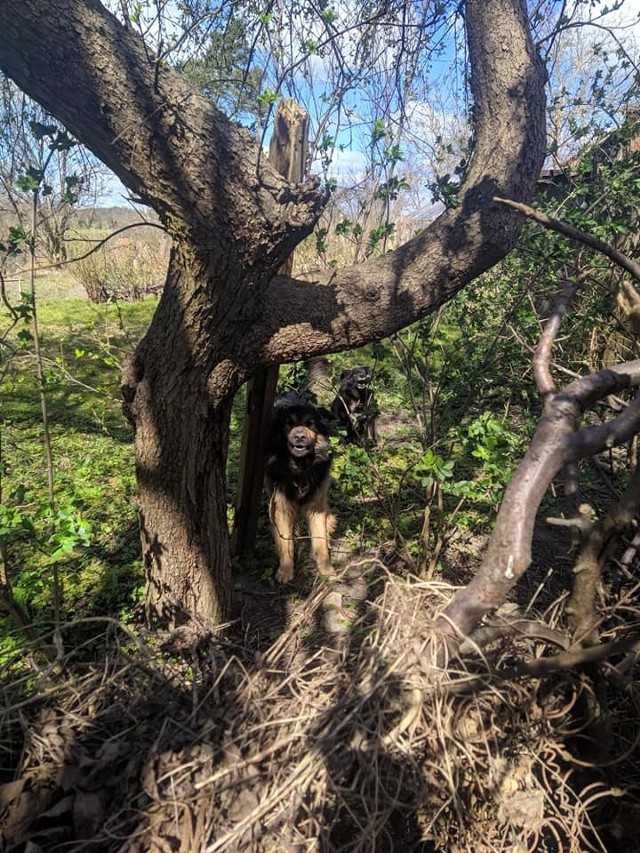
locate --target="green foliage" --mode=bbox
[0,224,28,256]
[373,176,411,202]
[0,91,88,264]
[367,223,395,255]
[332,444,373,498]
[413,449,454,489]
[502,112,640,373]
[257,88,280,106]
[1,491,88,554]
[371,119,387,146]
[16,168,43,195]
[179,17,263,121]
[315,227,328,255]
[17,124,81,201]
[1,297,155,642]
[428,170,461,208]
[0,498,35,543]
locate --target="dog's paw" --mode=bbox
[317,562,335,578]
[275,565,294,584]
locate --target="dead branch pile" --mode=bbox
[1,570,640,852]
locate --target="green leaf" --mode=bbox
[257,88,280,105]
[17,173,40,193]
[371,119,386,145]
[29,120,58,140]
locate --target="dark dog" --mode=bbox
[331,366,378,445]
[265,395,336,583]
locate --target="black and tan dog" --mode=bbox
[265,394,336,583]
[331,366,378,445]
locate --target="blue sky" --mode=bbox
[98,0,640,209]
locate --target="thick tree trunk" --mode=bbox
[136,405,233,627]
[122,250,239,626]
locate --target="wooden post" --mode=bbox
[230,100,310,559]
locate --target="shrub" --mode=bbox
[75,234,169,303]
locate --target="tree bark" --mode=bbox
[120,249,240,624]
[0,0,547,626]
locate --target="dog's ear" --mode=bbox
[265,406,287,454]
[314,433,331,462]
[315,406,333,432]
[339,369,350,380]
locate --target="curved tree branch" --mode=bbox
[0,0,325,266]
[438,323,640,651]
[247,0,548,367]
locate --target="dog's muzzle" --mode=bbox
[288,426,315,457]
[354,371,371,389]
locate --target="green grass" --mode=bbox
[1,297,157,632]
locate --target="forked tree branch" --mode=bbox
[436,283,640,652]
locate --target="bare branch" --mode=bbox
[12,221,166,276]
[566,462,640,644]
[503,633,640,679]
[564,360,640,410]
[533,280,577,396]
[437,346,640,653]
[569,391,640,459]
[493,195,640,285]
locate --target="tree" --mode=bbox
[178,17,263,122]
[0,0,546,628]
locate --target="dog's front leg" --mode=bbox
[270,491,296,583]
[305,481,336,576]
[307,510,335,576]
